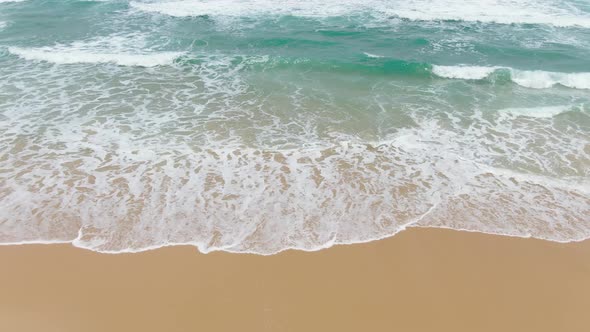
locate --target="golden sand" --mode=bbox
[1,228,589,332]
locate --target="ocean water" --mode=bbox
[0,0,589,254]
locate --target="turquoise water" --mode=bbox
[0,0,589,254]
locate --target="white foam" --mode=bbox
[1,50,588,255]
[8,47,182,67]
[432,65,590,90]
[8,34,183,67]
[432,65,499,80]
[0,0,27,3]
[129,0,590,28]
[130,0,360,18]
[510,70,590,90]
[384,0,590,28]
[364,52,385,58]
[498,105,573,118]
[0,114,587,254]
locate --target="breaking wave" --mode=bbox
[432,65,590,90]
[7,34,184,67]
[8,47,183,67]
[497,105,577,118]
[129,0,590,28]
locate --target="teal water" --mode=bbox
[0,0,589,254]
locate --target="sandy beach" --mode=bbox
[1,228,589,332]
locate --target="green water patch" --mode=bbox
[177,54,433,78]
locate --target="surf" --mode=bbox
[432,65,590,90]
[129,0,590,28]
[8,46,184,67]
[0,0,589,255]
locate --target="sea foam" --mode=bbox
[129,0,590,28]
[9,47,183,67]
[364,52,385,58]
[432,65,590,90]
[510,70,590,90]
[383,0,590,28]
[8,34,183,67]
[498,105,575,118]
[0,52,588,254]
[432,65,499,80]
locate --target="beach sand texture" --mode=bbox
[1,228,589,332]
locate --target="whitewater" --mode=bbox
[0,0,589,254]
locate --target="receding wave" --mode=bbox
[129,0,590,28]
[432,65,590,90]
[1,138,588,254]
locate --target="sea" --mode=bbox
[0,0,589,254]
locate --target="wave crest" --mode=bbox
[8,34,184,67]
[497,105,576,118]
[8,47,183,67]
[432,65,590,90]
[511,70,590,90]
[432,65,498,80]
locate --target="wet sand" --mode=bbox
[1,228,589,332]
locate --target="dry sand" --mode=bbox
[1,228,589,332]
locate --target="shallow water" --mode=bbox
[0,0,589,254]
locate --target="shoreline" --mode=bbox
[2,225,587,255]
[1,227,589,332]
